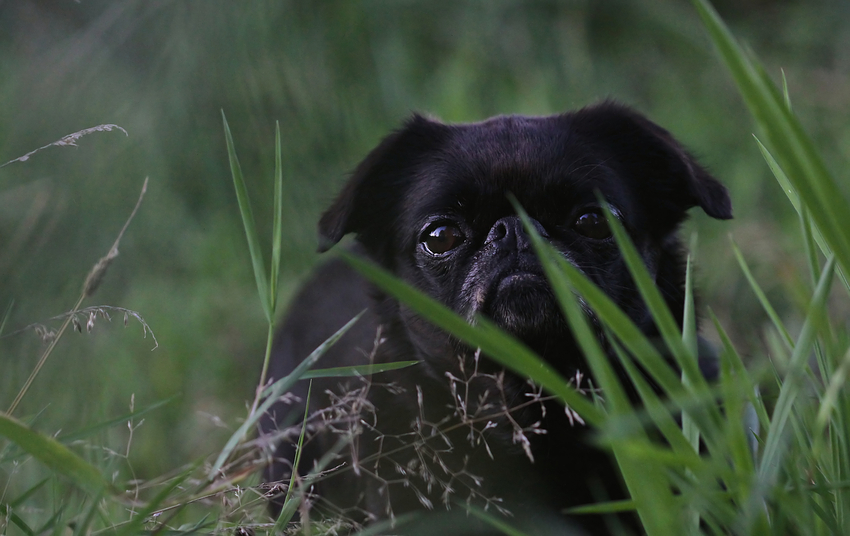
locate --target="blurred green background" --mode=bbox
[1,0,848,496]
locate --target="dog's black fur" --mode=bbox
[259,102,732,534]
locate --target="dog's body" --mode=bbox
[260,102,732,534]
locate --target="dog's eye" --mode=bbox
[422,224,463,255]
[573,210,611,240]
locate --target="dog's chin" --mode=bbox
[481,273,565,340]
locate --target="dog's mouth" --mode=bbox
[477,267,563,337]
[458,256,596,374]
[496,271,547,291]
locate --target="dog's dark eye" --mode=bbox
[574,210,611,240]
[422,224,463,255]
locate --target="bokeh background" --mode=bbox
[1,0,848,503]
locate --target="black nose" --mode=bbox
[485,216,548,251]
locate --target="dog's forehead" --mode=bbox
[449,114,572,175]
[404,114,628,223]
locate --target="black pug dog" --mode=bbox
[259,101,732,534]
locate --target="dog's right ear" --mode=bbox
[318,114,448,253]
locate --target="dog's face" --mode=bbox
[318,102,731,371]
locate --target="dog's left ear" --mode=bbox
[572,102,732,227]
[317,114,449,254]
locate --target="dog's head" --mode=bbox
[318,102,731,370]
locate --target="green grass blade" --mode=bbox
[567,498,636,515]
[682,254,700,450]
[166,515,214,536]
[273,436,352,519]
[515,205,679,535]
[730,238,794,350]
[301,360,419,379]
[754,136,801,216]
[506,200,688,403]
[709,316,764,520]
[463,504,534,536]
[709,308,766,427]
[116,463,198,536]
[270,120,283,314]
[0,299,12,336]
[274,381,312,530]
[352,514,418,535]
[0,504,35,536]
[609,337,699,462]
[754,137,848,292]
[758,256,835,490]
[0,412,113,494]
[221,110,271,322]
[692,0,850,277]
[38,505,67,536]
[8,477,49,507]
[533,242,684,398]
[519,224,641,416]
[57,396,176,444]
[682,254,698,361]
[599,202,705,393]
[597,201,725,445]
[72,491,102,536]
[814,346,850,446]
[340,251,605,426]
[209,312,362,479]
[512,201,724,447]
[717,354,755,481]
[799,206,821,285]
[0,399,175,489]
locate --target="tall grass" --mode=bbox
[336,1,850,533]
[1,1,848,535]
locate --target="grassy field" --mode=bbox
[2,0,850,533]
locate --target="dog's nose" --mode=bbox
[485,216,548,251]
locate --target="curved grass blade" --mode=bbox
[340,251,604,426]
[270,121,283,314]
[598,201,707,396]
[567,498,635,515]
[814,346,850,449]
[221,110,271,322]
[272,435,352,530]
[72,491,103,536]
[514,206,680,535]
[463,504,533,536]
[513,199,723,443]
[0,300,12,336]
[0,412,113,494]
[799,205,822,286]
[708,309,770,431]
[8,477,49,507]
[301,360,419,379]
[116,462,199,536]
[681,249,701,531]
[730,238,794,350]
[526,236,682,396]
[692,0,850,277]
[609,337,699,463]
[352,513,418,535]
[37,504,66,536]
[0,504,35,536]
[209,312,362,479]
[755,136,802,216]
[757,256,835,501]
[754,139,849,291]
[680,254,701,530]
[715,327,758,481]
[58,396,176,444]
[274,381,312,530]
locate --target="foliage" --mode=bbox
[2,1,850,535]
